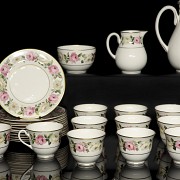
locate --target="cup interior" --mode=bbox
[67,129,105,139]
[155,104,180,112]
[115,115,151,123]
[0,123,11,131]
[57,45,96,51]
[114,104,147,112]
[26,122,63,131]
[165,127,180,136]
[71,116,107,125]
[158,116,180,125]
[74,104,107,112]
[117,127,155,137]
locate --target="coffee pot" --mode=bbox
[155,2,180,72]
[106,30,148,74]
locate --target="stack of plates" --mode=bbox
[0,106,69,143]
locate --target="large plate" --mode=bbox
[0,49,66,119]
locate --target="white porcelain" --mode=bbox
[155,5,180,72]
[0,49,65,119]
[67,128,105,167]
[157,116,180,144]
[71,165,103,180]
[0,123,11,159]
[114,104,147,116]
[119,164,152,180]
[117,127,155,167]
[71,115,107,131]
[165,127,180,166]
[115,114,151,130]
[57,45,96,74]
[106,30,147,74]
[21,157,61,180]
[73,103,107,117]
[155,104,180,118]
[18,121,63,159]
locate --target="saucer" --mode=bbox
[0,49,65,118]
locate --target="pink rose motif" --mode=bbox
[48,94,58,104]
[70,52,79,63]
[48,65,59,74]
[0,64,10,76]
[24,106,35,116]
[125,141,136,151]
[6,132,10,141]
[134,37,141,44]
[0,92,9,102]
[25,51,38,61]
[175,141,180,149]
[35,135,46,145]
[36,175,48,180]
[75,143,86,152]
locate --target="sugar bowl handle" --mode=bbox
[106,32,121,59]
[18,129,32,150]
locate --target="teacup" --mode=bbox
[165,127,180,166]
[157,116,180,144]
[57,45,96,74]
[0,123,11,159]
[155,104,180,119]
[67,128,105,167]
[115,114,151,130]
[114,104,147,116]
[71,115,108,131]
[18,121,63,160]
[117,127,155,167]
[73,103,107,117]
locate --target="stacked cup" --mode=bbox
[114,103,156,167]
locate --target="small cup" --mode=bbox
[165,127,180,166]
[18,122,63,160]
[73,103,107,117]
[0,123,11,159]
[114,104,147,116]
[117,127,155,167]
[71,115,108,131]
[67,128,105,167]
[115,114,151,130]
[155,104,180,119]
[157,116,180,144]
[57,45,96,74]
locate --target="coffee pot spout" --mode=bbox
[140,31,148,37]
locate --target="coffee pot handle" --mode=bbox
[106,32,121,59]
[155,5,179,52]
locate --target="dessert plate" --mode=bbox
[0,49,65,119]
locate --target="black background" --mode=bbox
[0,0,179,75]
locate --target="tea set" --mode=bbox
[1,1,180,179]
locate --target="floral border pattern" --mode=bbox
[0,132,10,145]
[58,52,95,64]
[0,50,65,118]
[121,35,143,45]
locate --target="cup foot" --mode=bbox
[122,70,141,74]
[77,162,96,168]
[126,160,145,167]
[173,160,180,166]
[67,70,86,74]
[37,154,54,160]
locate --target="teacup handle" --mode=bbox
[18,130,32,150]
[106,32,121,59]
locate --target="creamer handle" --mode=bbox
[106,32,121,59]
[155,5,179,52]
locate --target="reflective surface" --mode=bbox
[0,136,178,180]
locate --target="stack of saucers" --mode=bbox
[0,106,69,143]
